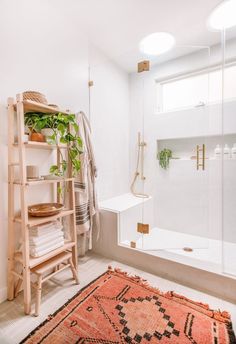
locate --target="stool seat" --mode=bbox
[31,251,72,275]
[31,250,79,316]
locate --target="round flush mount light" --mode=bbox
[207,0,236,31]
[139,32,175,56]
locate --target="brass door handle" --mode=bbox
[197,144,206,171]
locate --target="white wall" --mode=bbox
[89,46,130,201]
[0,2,89,302]
[0,3,130,302]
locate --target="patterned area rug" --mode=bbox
[21,267,235,344]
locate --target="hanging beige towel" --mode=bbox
[74,111,99,250]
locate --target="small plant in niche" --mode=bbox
[157,148,172,169]
[24,112,83,177]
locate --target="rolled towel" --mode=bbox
[29,230,64,246]
[30,240,64,258]
[30,237,64,256]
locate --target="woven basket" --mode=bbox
[23,91,47,104]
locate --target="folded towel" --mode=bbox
[30,241,64,258]
[29,237,64,255]
[31,221,57,230]
[29,230,64,246]
[30,221,63,237]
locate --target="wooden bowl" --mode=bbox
[28,203,64,217]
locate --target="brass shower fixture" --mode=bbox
[196,144,206,170]
[137,60,150,73]
[130,132,149,198]
[137,222,150,234]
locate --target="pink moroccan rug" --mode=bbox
[21,267,235,343]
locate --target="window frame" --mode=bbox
[155,61,236,114]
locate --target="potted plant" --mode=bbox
[24,112,83,177]
[157,148,172,169]
[24,112,46,142]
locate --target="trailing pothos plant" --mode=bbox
[157,148,172,169]
[25,112,83,177]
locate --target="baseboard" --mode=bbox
[0,286,7,304]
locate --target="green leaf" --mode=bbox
[77,137,83,147]
[61,160,67,173]
[57,123,66,135]
[49,165,59,174]
[60,137,67,144]
[72,123,79,132]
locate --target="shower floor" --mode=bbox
[121,227,236,276]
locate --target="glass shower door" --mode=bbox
[222,27,236,276]
[138,46,212,253]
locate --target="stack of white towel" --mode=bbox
[29,221,64,257]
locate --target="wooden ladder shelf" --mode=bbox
[7,94,78,315]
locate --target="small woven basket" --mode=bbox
[23,91,47,104]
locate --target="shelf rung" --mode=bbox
[14,209,74,227]
[9,163,20,166]
[14,241,75,268]
[14,100,70,115]
[13,142,67,150]
[13,178,74,186]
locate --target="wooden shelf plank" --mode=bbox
[14,241,75,268]
[14,100,70,115]
[14,141,67,150]
[13,178,74,186]
[14,209,74,227]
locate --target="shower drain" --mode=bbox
[183,247,193,252]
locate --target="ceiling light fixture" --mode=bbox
[207,0,236,31]
[139,32,175,56]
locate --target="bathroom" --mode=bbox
[0,1,236,343]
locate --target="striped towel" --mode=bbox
[73,112,100,250]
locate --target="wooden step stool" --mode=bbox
[31,251,79,316]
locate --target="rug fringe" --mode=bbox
[107,266,231,324]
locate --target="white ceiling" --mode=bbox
[0,0,231,72]
[72,0,224,71]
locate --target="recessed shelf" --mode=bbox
[14,209,74,227]
[13,141,67,150]
[168,158,236,161]
[14,99,70,115]
[14,241,75,268]
[157,132,236,141]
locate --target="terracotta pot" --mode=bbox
[30,132,45,142]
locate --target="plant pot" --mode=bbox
[41,128,54,139]
[30,132,45,142]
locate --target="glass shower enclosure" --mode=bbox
[90,30,236,278]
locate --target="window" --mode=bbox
[157,64,236,113]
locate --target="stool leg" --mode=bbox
[69,258,79,285]
[35,276,42,317]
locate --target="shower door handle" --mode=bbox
[196,144,206,171]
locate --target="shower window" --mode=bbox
[157,64,236,113]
